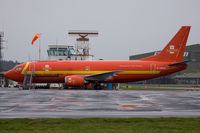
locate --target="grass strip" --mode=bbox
[0,118,200,133]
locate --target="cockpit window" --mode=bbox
[13,67,22,71]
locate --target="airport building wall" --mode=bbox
[129,44,200,84]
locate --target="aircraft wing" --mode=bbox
[84,71,123,81]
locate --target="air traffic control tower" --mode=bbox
[47,30,98,61]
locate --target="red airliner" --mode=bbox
[4,26,191,89]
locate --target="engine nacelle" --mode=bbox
[65,76,85,87]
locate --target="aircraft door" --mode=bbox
[150,64,156,74]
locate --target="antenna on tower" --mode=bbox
[68,30,98,60]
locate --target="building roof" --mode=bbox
[48,45,73,48]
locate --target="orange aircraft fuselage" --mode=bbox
[4,60,187,83]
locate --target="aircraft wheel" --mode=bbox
[63,84,68,89]
[94,84,102,90]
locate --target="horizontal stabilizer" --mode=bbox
[168,60,190,67]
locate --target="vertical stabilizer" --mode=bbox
[141,26,191,62]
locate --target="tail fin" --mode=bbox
[141,26,191,62]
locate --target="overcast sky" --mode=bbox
[1,0,200,62]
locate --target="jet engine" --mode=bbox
[65,76,85,87]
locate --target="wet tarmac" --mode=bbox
[1,87,200,118]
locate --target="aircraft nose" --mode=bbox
[4,70,13,79]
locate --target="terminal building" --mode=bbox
[129,44,200,84]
